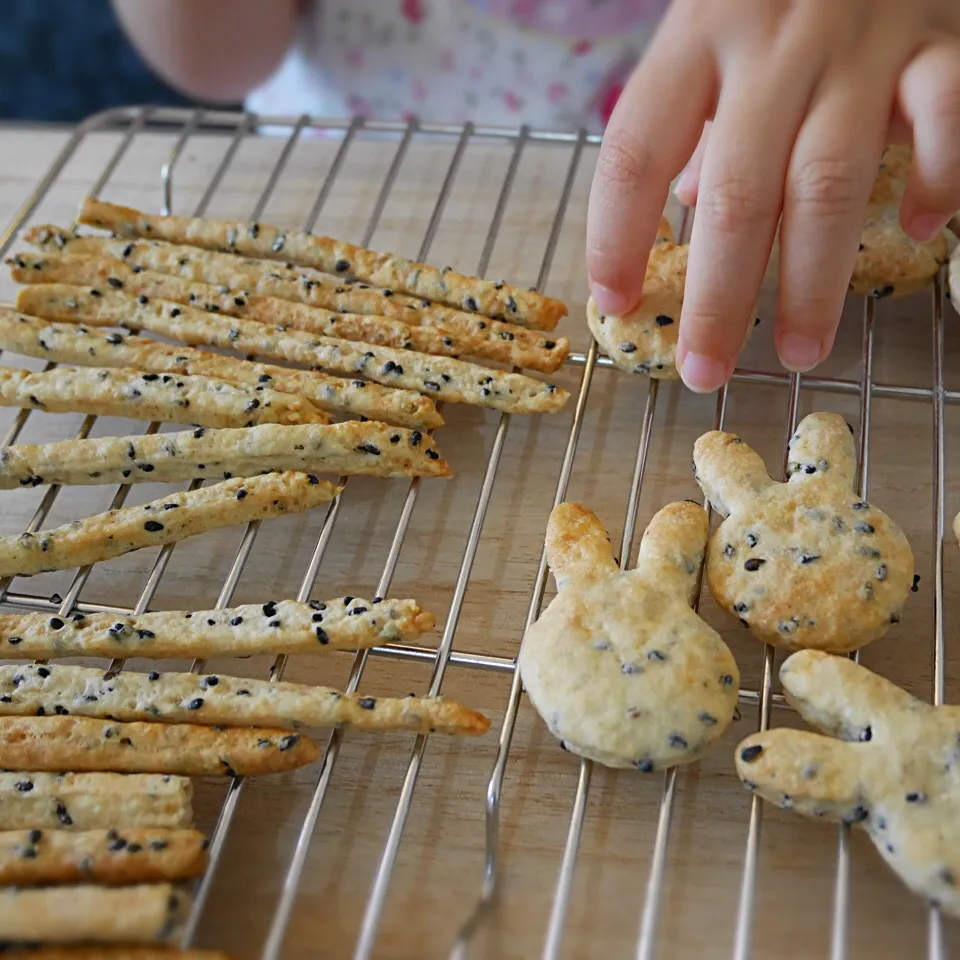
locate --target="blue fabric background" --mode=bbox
[0,0,197,122]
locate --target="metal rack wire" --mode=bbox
[0,106,951,959]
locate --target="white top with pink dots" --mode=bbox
[246,0,669,132]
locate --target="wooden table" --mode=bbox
[0,112,956,960]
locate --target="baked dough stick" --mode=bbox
[0,772,193,831]
[17,288,569,415]
[0,472,340,578]
[0,366,327,429]
[0,597,433,660]
[0,421,451,489]
[0,664,491,736]
[0,884,187,944]
[0,310,442,430]
[0,827,208,885]
[8,252,568,373]
[76,198,569,330]
[2,950,230,960]
[0,717,319,776]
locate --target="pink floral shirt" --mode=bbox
[247,0,669,131]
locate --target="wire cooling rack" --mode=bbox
[0,107,955,959]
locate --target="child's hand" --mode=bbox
[587,0,960,392]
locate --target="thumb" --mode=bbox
[586,16,714,317]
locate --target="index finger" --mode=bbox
[586,14,717,317]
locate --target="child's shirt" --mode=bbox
[246,1,669,131]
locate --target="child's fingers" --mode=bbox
[674,121,712,207]
[776,70,891,372]
[677,62,815,392]
[586,14,716,318]
[898,39,960,240]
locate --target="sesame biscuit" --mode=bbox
[0,421,451,489]
[76,199,568,330]
[9,252,568,373]
[736,649,960,918]
[0,716,319,776]
[0,884,187,944]
[17,287,568,415]
[0,309,442,430]
[694,412,914,653]
[518,501,739,771]
[0,773,192,831]
[0,664,490,736]
[0,597,432,660]
[851,145,948,298]
[0,472,340,578]
[0,366,327,429]
[0,827,207,885]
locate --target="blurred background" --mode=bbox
[1,0,207,122]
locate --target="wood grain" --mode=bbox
[0,122,957,959]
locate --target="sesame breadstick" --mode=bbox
[0,884,188,944]
[0,309,441,429]
[3,949,230,960]
[17,287,569,415]
[0,664,490,736]
[0,472,340,578]
[0,716,319,776]
[0,597,433,660]
[0,772,193,831]
[9,251,568,373]
[0,421,451,489]
[0,366,327,429]
[0,827,208,886]
[76,198,568,329]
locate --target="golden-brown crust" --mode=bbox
[8,251,568,373]
[2,950,231,960]
[0,472,340,578]
[0,308,442,430]
[18,286,568,415]
[0,827,207,885]
[76,198,568,330]
[0,716,319,776]
[0,597,433,660]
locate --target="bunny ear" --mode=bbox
[545,502,617,589]
[780,650,920,744]
[635,501,708,605]
[736,729,869,824]
[692,431,774,517]
[786,413,857,489]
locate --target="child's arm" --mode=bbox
[111,0,300,103]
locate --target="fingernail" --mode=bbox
[906,213,947,243]
[673,165,697,203]
[778,333,823,372]
[590,283,635,318]
[678,352,730,393]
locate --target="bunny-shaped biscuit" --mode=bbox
[853,144,947,299]
[518,501,739,770]
[736,650,960,917]
[694,412,914,653]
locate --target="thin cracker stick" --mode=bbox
[0,884,187,944]
[0,472,340,578]
[0,596,433,660]
[0,421,451,489]
[0,308,442,429]
[0,664,490,736]
[2,950,230,960]
[0,716,319,776]
[0,365,327,428]
[0,772,193,831]
[9,251,568,372]
[17,287,569,414]
[77,198,568,329]
[0,827,207,886]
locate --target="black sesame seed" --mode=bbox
[335,259,350,273]
[171,307,181,317]
[14,780,33,793]
[229,616,243,626]
[316,627,329,644]
[913,574,921,592]
[698,711,717,725]
[464,296,478,312]
[740,745,763,763]
[48,617,64,630]
[187,698,204,710]
[278,734,299,750]
[800,554,821,564]
[906,792,926,803]
[28,830,41,844]
[356,697,377,710]
[744,558,766,571]
[144,520,164,533]
[36,667,50,678]
[108,277,123,289]
[619,342,637,353]
[876,564,888,581]
[262,602,278,617]
[236,489,247,500]
[357,443,381,456]
[635,758,654,773]
[109,836,127,851]
[720,674,734,686]
[872,285,895,299]
[137,294,149,305]
[723,544,735,558]
[148,672,160,681]
[859,726,872,742]
[56,802,73,826]
[668,733,688,749]
[655,314,674,326]
[746,534,758,548]
[854,522,875,534]
[647,649,667,662]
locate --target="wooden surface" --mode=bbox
[0,120,957,960]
